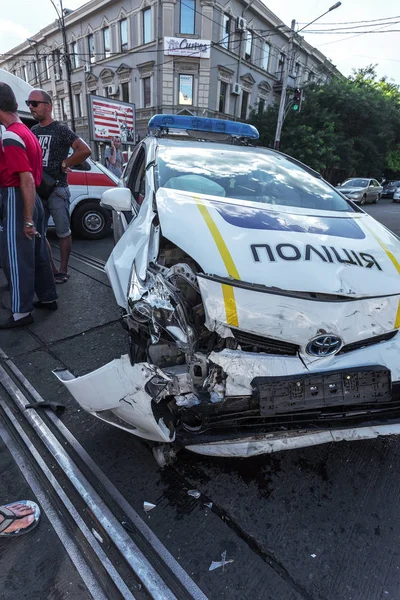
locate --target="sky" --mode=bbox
[0,0,399,84]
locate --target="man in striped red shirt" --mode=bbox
[0,82,57,328]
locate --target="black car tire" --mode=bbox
[360,194,367,205]
[71,200,112,240]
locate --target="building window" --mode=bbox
[88,34,95,63]
[75,93,82,117]
[43,57,50,80]
[180,0,195,34]
[60,97,67,121]
[308,71,315,82]
[120,19,128,52]
[258,98,265,114]
[143,8,152,43]
[103,27,111,58]
[222,14,231,49]
[179,74,193,105]
[277,53,285,80]
[245,31,252,61]
[262,43,270,71]
[294,62,300,81]
[121,82,130,103]
[71,41,79,69]
[219,81,228,113]
[240,90,249,120]
[21,65,27,81]
[31,62,38,84]
[143,77,151,107]
[53,50,62,79]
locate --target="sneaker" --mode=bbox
[0,314,33,329]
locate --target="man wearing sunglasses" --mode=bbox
[27,89,91,284]
[0,83,58,328]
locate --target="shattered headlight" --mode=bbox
[128,269,196,353]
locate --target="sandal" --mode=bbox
[54,272,70,284]
[0,500,41,537]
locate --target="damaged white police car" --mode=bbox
[55,115,400,466]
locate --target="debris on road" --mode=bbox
[143,501,156,513]
[92,528,103,543]
[209,551,234,572]
[204,502,213,509]
[187,489,201,499]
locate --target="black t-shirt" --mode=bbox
[32,121,78,186]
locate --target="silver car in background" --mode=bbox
[337,178,383,205]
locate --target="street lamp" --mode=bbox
[49,0,76,131]
[273,2,341,151]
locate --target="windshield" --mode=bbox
[386,181,400,188]
[156,144,354,212]
[342,179,369,188]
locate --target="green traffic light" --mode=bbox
[293,104,299,111]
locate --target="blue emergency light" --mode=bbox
[148,114,259,139]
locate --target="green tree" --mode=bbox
[249,66,400,180]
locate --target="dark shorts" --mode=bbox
[45,186,71,238]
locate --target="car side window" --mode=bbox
[127,147,146,206]
[372,180,380,187]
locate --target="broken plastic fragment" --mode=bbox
[176,393,201,408]
[143,501,156,513]
[209,551,234,571]
[91,528,103,543]
[204,502,213,509]
[187,489,201,499]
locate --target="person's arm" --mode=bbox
[19,171,37,239]
[107,143,117,166]
[62,137,91,171]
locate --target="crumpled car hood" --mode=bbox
[156,188,400,298]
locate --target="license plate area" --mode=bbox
[253,366,391,416]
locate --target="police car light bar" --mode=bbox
[148,114,259,139]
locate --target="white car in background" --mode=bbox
[392,187,400,203]
[51,158,119,239]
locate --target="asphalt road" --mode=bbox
[2,198,400,600]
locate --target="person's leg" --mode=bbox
[0,188,35,327]
[46,237,58,275]
[47,187,71,281]
[58,234,72,276]
[33,195,58,304]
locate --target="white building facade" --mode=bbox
[0,0,340,152]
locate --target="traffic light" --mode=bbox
[292,88,303,112]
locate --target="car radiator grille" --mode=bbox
[230,329,397,357]
[339,330,398,354]
[231,329,299,356]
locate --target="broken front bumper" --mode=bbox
[54,333,400,455]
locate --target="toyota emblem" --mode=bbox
[306,334,342,357]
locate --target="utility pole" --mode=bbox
[274,20,295,151]
[50,0,75,131]
[273,2,341,151]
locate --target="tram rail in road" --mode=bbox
[0,349,208,600]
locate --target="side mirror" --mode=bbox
[101,187,132,211]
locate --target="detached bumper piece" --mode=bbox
[254,366,391,415]
[178,366,400,443]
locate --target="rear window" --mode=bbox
[156,145,354,212]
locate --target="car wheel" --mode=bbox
[360,194,367,205]
[71,201,112,240]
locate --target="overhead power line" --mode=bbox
[297,15,400,25]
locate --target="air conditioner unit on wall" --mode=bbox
[107,84,119,96]
[232,82,242,95]
[235,16,247,32]
[84,64,91,73]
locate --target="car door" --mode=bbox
[366,179,375,202]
